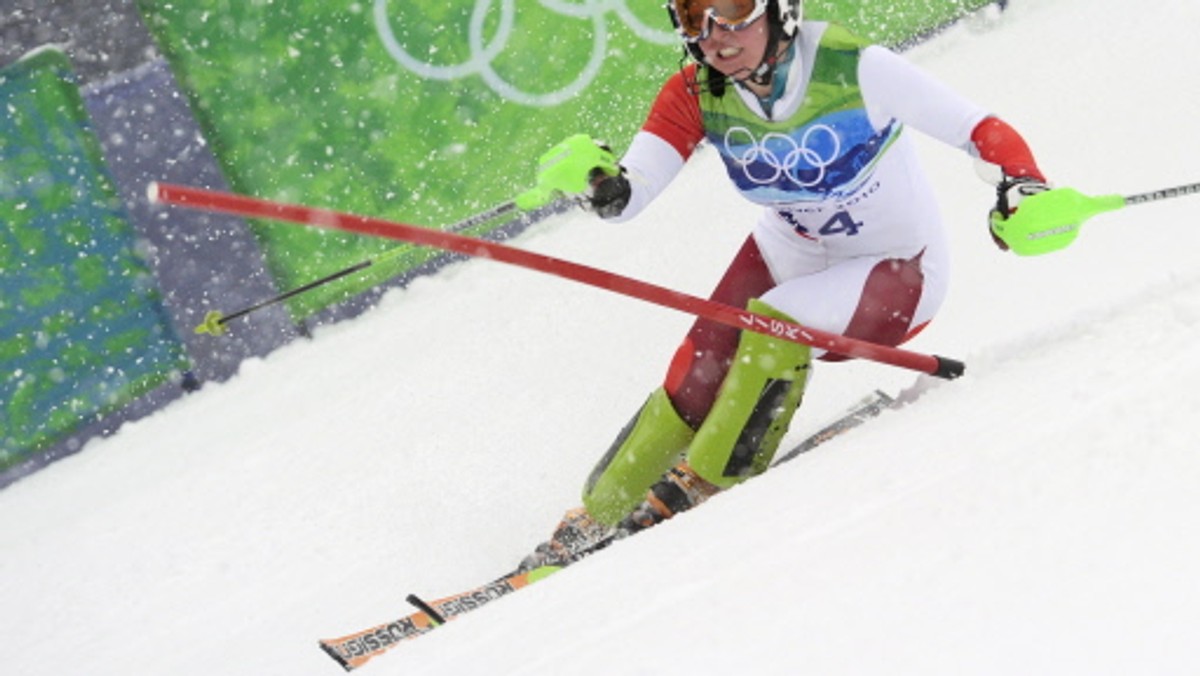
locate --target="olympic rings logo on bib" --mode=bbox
[723,124,842,188]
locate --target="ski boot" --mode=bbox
[614,462,720,536]
[517,507,614,572]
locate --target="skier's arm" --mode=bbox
[521,70,705,221]
[858,46,1051,247]
[969,116,1053,250]
[969,116,1044,181]
[604,131,687,222]
[859,45,990,148]
[859,45,1044,175]
[606,69,707,222]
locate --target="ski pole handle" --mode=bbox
[991,180,1200,256]
[990,188,1124,256]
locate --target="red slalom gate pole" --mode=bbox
[148,182,964,379]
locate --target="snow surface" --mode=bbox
[4,0,1200,674]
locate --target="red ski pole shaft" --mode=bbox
[148,182,964,379]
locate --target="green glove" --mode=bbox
[990,187,1126,256]
[515,134,620,211]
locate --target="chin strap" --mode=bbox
[744,20,788,87]
[679,50,724,97]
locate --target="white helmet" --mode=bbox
[774,0,804,39]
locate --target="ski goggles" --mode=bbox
[667,0,769,42]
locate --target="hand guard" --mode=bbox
[515,134,631,217]
[988,175,1051,251]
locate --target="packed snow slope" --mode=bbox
[4,0,1200,674]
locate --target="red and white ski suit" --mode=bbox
[608,22,1043,426]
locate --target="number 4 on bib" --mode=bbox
[786,210,864,238]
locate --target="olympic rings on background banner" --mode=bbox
[374,0,675,107]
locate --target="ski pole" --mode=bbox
[150,181,965,379]
[193,199,529,336]
[194,261,368,336]
[1123,181,1200,205]
[991,180,1200,256]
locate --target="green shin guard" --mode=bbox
[687,299,811,490]
[582,388,695,526]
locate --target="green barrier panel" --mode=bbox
[0,48,191,472]
[137,0,994,319]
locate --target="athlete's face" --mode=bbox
[696,14,770,79]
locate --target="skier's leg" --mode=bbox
[581,235,776,525]
[580,386,695,525]
[517,237,774,569]
[616,299,811,534]
[761,250,937,360]
[518,386,695,572]
[686,299,812,487]
[661,235,778,427]
[613,247,942,534]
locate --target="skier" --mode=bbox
[518,0,1046,569]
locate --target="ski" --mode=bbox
[773,389,897,466]
[317,389,903,670]
[319,565,561,671]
